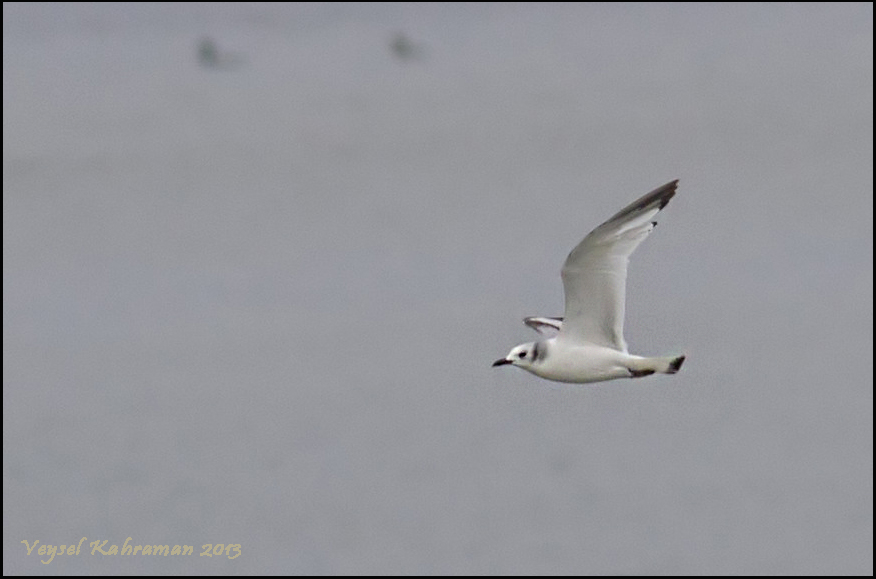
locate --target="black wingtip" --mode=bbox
[603,179,679,225]
[655,179,679,210]
[668,355,685,374]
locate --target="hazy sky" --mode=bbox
[4,3,872,574]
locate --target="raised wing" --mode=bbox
[523,316,563,335]
[558,180,678,351]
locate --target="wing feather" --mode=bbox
[558,180,678,350]
[523,316,563,335]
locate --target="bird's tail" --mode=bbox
[628,355,685,378]
[666,355,685,374]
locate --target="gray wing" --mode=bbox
[523,316,563,335]
[558,180,678,351]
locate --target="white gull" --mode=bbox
[493,180,685,383]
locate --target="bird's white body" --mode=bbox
[505,338,683,383]
[531,340,638,383]
[493,180,685,384]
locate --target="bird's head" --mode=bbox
[493,342,541,370]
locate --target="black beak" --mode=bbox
[492,358,512,367]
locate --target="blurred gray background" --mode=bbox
[3,3,872,575]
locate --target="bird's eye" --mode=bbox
[518,352,526,358]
